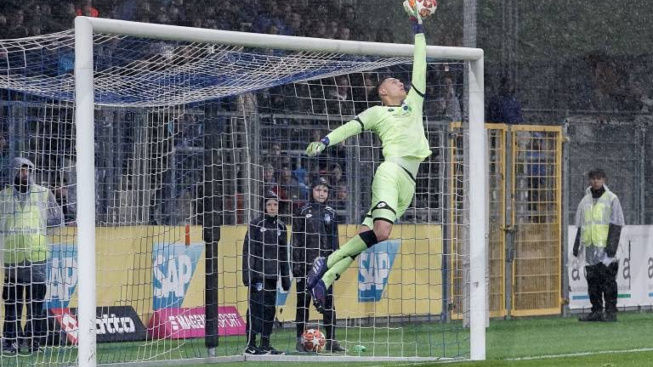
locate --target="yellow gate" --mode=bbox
[450,124,563,318]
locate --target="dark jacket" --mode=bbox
[242,214,290,286]
[291,202,339,277]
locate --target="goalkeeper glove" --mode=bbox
[305,137,330,157]
[402,0,424,34]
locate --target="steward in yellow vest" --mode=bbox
[0,157,63,354]
[573,168,624,323]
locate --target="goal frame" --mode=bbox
[74,16,487,366]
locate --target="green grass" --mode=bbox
[2,312,653,366]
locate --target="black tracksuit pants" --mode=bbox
[585,262,619,314]
[3,262,47,347]
[245,278,278,346]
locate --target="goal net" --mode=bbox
[0,18,486,366]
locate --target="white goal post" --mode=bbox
[73,16,487,367]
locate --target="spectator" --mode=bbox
[264,142,291,172]
[251,0,281,34]
[59,2,78,28]
[437,75,462,121]
[242,191,290,355]
[263,163,276,186]
[311,20,328,39]
[6,9,28,39]
[487,76,523,124]
[327,75,355,115]
[328,163,344,188]
[292,177,345,353]
[214,0,237,30]
[76,0,100,17]
[167,4,185,26]
[116,0,138,21]
[573,168,624,322]
[52,175,75,225]
[1,157,63,355]
[278,164,307,211]
[281,12,303,36]
[338,26,351,41]
[340,4,361,39]
[269,143,282,158]
[136,0,154,23]
[326,21,340,39]
[332,183,348,212]
[262,162,281,199]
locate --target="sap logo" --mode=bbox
[152,243,203,310]
[359,253,390,291]
[153,253,193,298]
[96,314,136,335]
[358,240,399,302]
[46,245,78,309]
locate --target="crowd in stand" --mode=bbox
[0,0,468,226]
[0,0,369,41]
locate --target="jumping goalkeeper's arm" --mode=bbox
[407,10,427,103]
[305,117,364,156]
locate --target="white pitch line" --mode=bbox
[506,347,653,361]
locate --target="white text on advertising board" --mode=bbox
[153,253,193,298]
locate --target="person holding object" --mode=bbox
[1,157,63,355]
[242,191,291,355]
[292,177,345,353]
[304,5,432,313]
[573,168,624,322]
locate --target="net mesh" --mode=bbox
[0,28,471,366]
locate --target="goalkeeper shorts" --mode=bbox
[362,161,416,228]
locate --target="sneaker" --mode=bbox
[307,257,327,290]
[261,345,284,355]
[578,311,604,322]
[295,340,307,352]
[311,280,327,314]
[326,340,346,352]
[2,342,17,356]
[604,312,617,322]
[244,344,267,355]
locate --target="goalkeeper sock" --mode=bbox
[323,257,354,288]
[326,231,378,268]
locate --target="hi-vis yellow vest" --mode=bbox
[580,191,616,248]
[0,185,50,264]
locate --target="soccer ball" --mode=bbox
[406,0,438,19]
[301,328,326,352]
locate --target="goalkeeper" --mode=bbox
[305,5,432,313]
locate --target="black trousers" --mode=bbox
[245,278,277,346]
[3,262,48,346]
[585,262,619,314]
[295,276,335,341]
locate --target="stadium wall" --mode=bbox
[0,224,442,327]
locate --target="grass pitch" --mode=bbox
[2,312,653,366]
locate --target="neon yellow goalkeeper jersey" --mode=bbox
[325,34,431,161]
